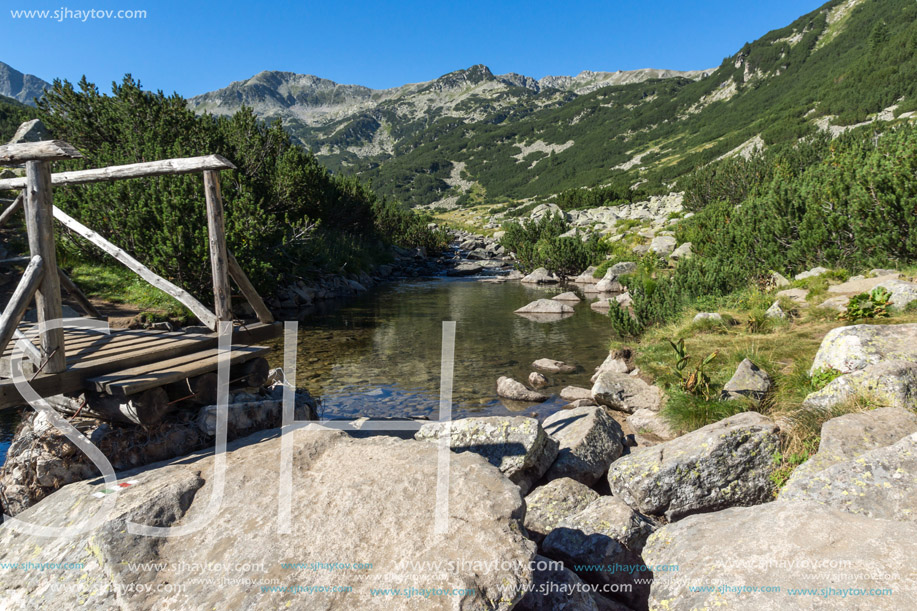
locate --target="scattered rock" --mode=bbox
[542,405,625,485]
[497,376,550,402]
[594,277,624,293]
[626,408,676,440]
[563,398,598,409]
[523,478,599,543]
[809,323,917,374]
[515,299,575,314]
[720,358,772,403]
[591,372,664,414]
[447,262,483,276]
[559,386,592,402]
[608,262,637,276]
[818,295,850,311]
[505,270,525,280]
[552,291,581,302]
[532,358,577,374]
[615,292,633,307]
[775,288,808,304]
[607,412,780,521]
[802,360,917,412]
[591,351,633,383]
[765,301,786,319]
[692,312,722,323]
[770,271,790,287]
[589,298,613,312]
[528,371,549,389]
[572,266,599,284]
[416,416,559,495]
[827,273,899,295]
[516,555,598,611]
[877,278,917,309]
[649,236,677,257]
[795,266,829,281]
[9,119,49,144]
[521,267,560,284]
[642,500,917,611]
[668,242,693,261]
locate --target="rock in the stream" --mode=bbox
[528,371,549,389]
[594,277,624,293]
[542,405,625,485]
[720,358,772,403]
[802,360,917,412]
[532,358,577,374]
[591,351,633,383]
[521,267,560,284]
[496,376,549,402]
[552,292,581,302]
[591,372,663,413]
[642,500,917,611]
[607,412,780,521]
[563,398,598,409]
[783,407,917,490]
[447,261,483,276]
[876,278,917,309]
[572,267,599,284]
[765,301,786,319]
[516,555,598,611]
[559,386,592,402]
[523,478,599,543]
[779,431,917,521]
[809,323,917,374]
[0,427,537,610]
[542,496,656,606]
[515,299,574,314]
[415,416,559,495]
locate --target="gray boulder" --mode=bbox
[516,555,598,611]
[784,407,917,489]
[447,261,483,276]
[0,427,537,610]
[809,323,917,374]
[552,291,581,302]
[532,358,577,374]
[589,298,613,312]
[626,408,677,440]
[496,376,549,402]
[649,236,677,257]
[642,501,917,611]
[692,312,722,323]
[522,267,560,284]
[780,431,917,521]
[559,386,592,402]
[591,372,663,413]
[765,301,786,319]
[802,360,917,412]
[594,277,624,293]
[591,351,633,383]
[542,496,656,606]
[515,299,574,314]
[876,278,917,309]
[523,478,599,543]
[528,371,549,389]
[572,266,599,284]
[770,271,790,287]
[609,262,637,276]
[607,412,780,520]
[668,242,693,261]
[776,287,809,304]
[542,405,625,485]
[9,119,49,144]
[720,358,772,403]
[795,266,829,280]
[415,416,559,495]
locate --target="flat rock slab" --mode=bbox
[523,477,599,543]
[827,273,899,295]
[776,287,809,304]
[877,278,917,309]
[802,360,917,412]
[795,266,829,280]
[533,358,577,374]
[416,416,559,495]
[559,386,592,402]
[0,427,537,610]
[607,412,780,521]
[542,405,625,485]
[626,408,677,440]
[515,299,574,314]
[642,500,917,610]
[809,323,917,374]
[552,292,582,302]
[572,266,599,284]
[591,372,663,413]
[521,267,560,284]
[779,431,917,521]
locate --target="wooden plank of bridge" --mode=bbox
[52,205,219,331]
[0,155,236,190]
[203,170,232,322]
[0,255,44,357]
[24,161,66,373]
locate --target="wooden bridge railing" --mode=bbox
[0,139,273,375]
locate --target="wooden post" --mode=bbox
[24,161,66,373]
[227,251,274,323]
[0,255,44,356]
[203,170,232,322]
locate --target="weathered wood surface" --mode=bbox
[203,170,232,322]
[51,205,218,331]
[57,268,102,318]
[0,322,281,409]
[46,387,172,426]
[24,161,66,373]
[0,140,82,163]
[0,255,44,357]
[227,252,274,324]
[13,329,42,366]
[0,155,236,190]
[0,194,23,228]
[166,372,218,405]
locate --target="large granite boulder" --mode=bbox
[0,427,537,610]
[876,278,917,309]
[809,323,917,374]
[720,358,772,403]
[522,267,560,284]
[626,408,677,440]
[607,412,780,520]
[542,405,625,485]
[642,501,917,610]
[783,407,917,489]
[572,266,599,284]
[497,376,549,402]
[542,496,657,607]
[523,477,599,543]
[552,292,581,302]
[515,299,574,314]
[795,266,829,280]
[780,431,917,520]
[591,351,633,383]
[591,372,663,413]
[516,555,598,611]
[802,361,917,412]
[415,416,559,495]
[649,236,677,257]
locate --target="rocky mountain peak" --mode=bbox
[0,61,50,106]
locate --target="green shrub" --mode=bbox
[499,213,607,276]
[839,287,892,321]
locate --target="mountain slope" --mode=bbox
[0,62,50,105]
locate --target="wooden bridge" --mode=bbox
[0,138,281,422]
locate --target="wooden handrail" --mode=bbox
[0,140,82,163]
[0,255,44,358]
[0,154,236,190]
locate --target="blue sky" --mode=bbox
[2,0,827,97]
